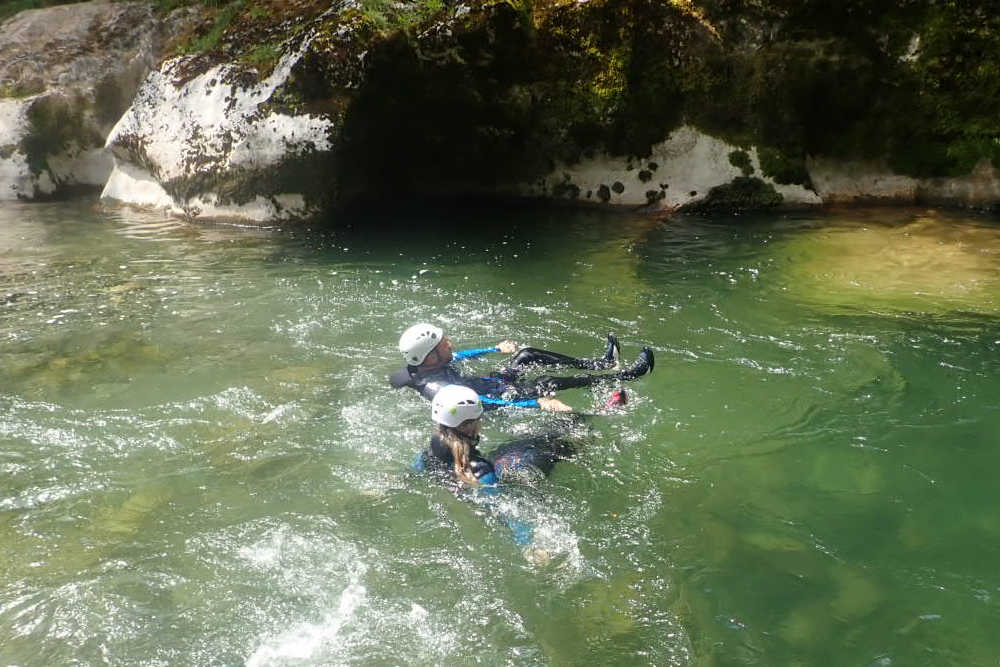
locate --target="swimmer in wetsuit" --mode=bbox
[413,385,577,550]
[390,323,654,411]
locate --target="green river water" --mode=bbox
[2,200,999,666]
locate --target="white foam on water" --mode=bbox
[245,581,368,666]
[487,493,591,577]
[231,520,482,666]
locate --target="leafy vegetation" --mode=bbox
[687,0,1000,179]
[358,0,445,34]
[0,80,44,99]
[175,0,245,54]
[0,0,75,24]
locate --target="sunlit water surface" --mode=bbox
[2,201,999,665]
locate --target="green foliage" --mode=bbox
[893,4,1000,176]
[758,146,810,187]
[0,0,75,24]
[728,150,753,176]
[0,80,44,99]
[245,42,280,70]
[687,0,1000,180]
[153,0,228,13]
[180,0,245,54]
[247,3,269,19]
[359,0,447,35]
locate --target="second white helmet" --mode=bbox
[399,323,444,366]
[431,385,483,427]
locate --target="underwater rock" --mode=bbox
[702,518,736,563]
[777,213,1000,315]
[95,484,173,537]
[778,601,831,647]
[742,531,809,553]
[830,565,883,621]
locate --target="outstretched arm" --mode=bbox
[479,396,573,412]
[480,395,540,409]
[453,340,519,361]
[472,481,536,547]
[453,346,500,361]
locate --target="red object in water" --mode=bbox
[604,388,628,408]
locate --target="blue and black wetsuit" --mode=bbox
[413,431,573,481]
[390,343,650,408]
[413,431,575,544]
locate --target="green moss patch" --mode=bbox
[728,150,753,176]
[20,95,100,176]
[0,80,45,99]
[681,176,782,215]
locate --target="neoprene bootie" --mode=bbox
[617,347,654,380]
[603,334,621,365]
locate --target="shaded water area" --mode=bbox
[2,199,1000,665]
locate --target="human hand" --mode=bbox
[497,340,518,354]
[538,397,572,412]
[522,545,552,566]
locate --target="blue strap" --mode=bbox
[476,471,501,496]
[411,452,426,472]
[480,396,540,409]
[473,473,532,544]
[453,346,499,361]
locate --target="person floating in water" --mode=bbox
[413,384,578,552]
[390,323,654,412]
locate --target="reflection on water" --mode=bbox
[2,201,1000,665]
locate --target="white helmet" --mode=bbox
[431,385,483,427]
[399,323,444,366]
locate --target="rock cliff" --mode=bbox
[0,1,198,200]
[2,0,999,221]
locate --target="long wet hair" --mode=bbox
[436,423,480,486]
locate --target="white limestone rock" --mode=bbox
[807,157,918,204]
[526,127,1000,212]
[523,126,822,210]
[0,98,52,199]
[919,159,1000,208]
[0,1,197,200]
[102,41,337,223]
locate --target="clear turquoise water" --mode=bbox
[2,200,1000,665]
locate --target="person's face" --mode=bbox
[420,336,453,369]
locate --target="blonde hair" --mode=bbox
[438,426,479,486]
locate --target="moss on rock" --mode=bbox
[682,176,782,214]
[21,94,100,176]
[145,0,1000,213]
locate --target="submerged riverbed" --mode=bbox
[2,200,999,665]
